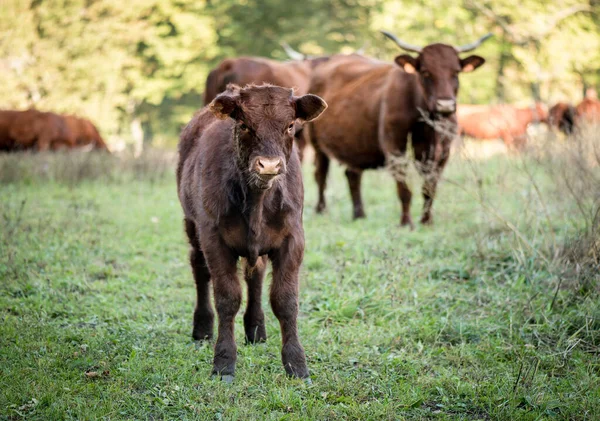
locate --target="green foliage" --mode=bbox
[1,1,599,147]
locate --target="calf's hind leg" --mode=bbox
[185,219,214,341]
[269,236,308,378]
[244,256,267,344]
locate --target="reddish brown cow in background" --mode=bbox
[177,84,326,381]
[548,102,576,134]
[0,110,108,152]
[457,103,548,148]
[1,109,73,151]
[308,31,490,226]
[575,88,600,125]
[64,115,108,151]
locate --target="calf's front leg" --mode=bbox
[202,235,241,380]
[269,235,308,378]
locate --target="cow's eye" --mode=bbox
[287,122,295,133]
[239,123,249,132]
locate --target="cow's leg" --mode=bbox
[185,219,214,341]
[243,256,267,344]
[269,235,308,378]
[387,152,413,228]
[314,146,330,214]
[344,168,366,219]
[413,133,451,226]
[201,232,240,380]
[381,118,412,228]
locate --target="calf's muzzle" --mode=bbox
[254,157,283,177]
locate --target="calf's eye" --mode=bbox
[287,122,295,133]
[239,123,249,132]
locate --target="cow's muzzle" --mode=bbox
[435,99,456,115]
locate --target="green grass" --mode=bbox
[1,149,598,420]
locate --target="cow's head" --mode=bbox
[210,84,327,189]
[382,31,490,117]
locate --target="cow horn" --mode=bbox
[454,33,493,53]
[380,30,422,53]
[280,42,305,60]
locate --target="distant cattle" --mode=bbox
[204,56,328,160]
[0,109,107,152]
[548,102,576,134]
[177,84,326,380]
[575,99,600,125]
[64,115,108,151]
[307,31,490,226]
[457,103,548,148]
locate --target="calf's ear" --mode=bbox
[209,91,239,119]
[460,55,485,73]
[294,94,328,122]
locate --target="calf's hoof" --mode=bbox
[221,374,234,384]
[244,324,267,344]
[315,202,326,214]
[192,312,214,341]
[282,343,309,379]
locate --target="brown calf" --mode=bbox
[204,56,328,161]
[177,84,327,380]
[308,31,489,226]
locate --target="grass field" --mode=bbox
[1,143,598,420]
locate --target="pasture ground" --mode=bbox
[1,144,598,420]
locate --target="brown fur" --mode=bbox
[177,84,326,379]
[64,115,108,151]
[204,56,329,161]
[0,110,107,152]
[308,45,485,226]
[575,98,600,125]
[548,102,576,134]
[457,103,548,148]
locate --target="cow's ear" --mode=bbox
[209,91,239,119]
[394,54,418,74]
[460,55,485,73]
[294,94,327,122]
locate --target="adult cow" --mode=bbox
[204,55,328,160]
[1,109,73,151]
[575,88,600,125]
[308,31,491,226]
[64,115,109,151]
[457,103,548,148]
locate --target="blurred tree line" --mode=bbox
[1,0,598,149]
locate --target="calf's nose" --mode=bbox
[255,157,282,175]
[436,99,456,115]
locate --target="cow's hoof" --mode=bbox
[221,375,234,384]
[400,217,414,230]
[304,377,313,385]
[420,215,433,225]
